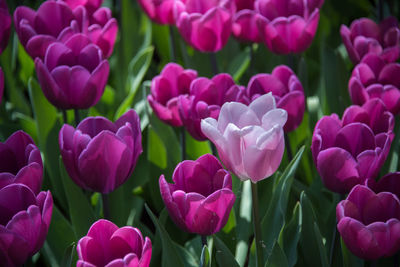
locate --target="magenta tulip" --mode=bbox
[201,93,287,183]
[159,154,235,235]
[179,73,246,140]
[59,110,142,193]
[77,219,152,267]
[148,63,197,127]
[245,65,305,132]
[0,131,43,195]
[233,8,261,43]
[62,0,103,15]
[0,0,11,55]
[255,0,323,54]
[311,99,394,194]
[235,0,255,10]
[349,53,400,115]
[35,33,109,110]
[367,172,400,199]
[337,185,400,260]
[138,0,186,25]
[0,184,52,266]
[341,17,400,64]
[176,0,235,52]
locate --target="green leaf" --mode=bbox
[28,77,67,208]
[278,202,302,267]
[214,236,240,267]
[200,245,211,267]
[341,238,364,267]
[115,46,154,119]
[265,241,289,267]
[261,146,305,260]
[313,222,329,267]
[59,157,96,238]
[299,192,326,267]
[175,243,199,267]
[44,206,76,265]
[60,243,76,267]
[227,47,251,83]
[145,204,184,267]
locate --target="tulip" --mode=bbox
[14,1,82,59]
[59,110,142,193]
[233,8,261,43]
[311,99,394,194]
[341,17,400,64]
[179,73,246,141]
[0,0,11,55]
[61,0,103,15]
[367,172,400,199]
[0,131,43,195]
[245,65,305,132]
[137,0,186,25]
[0,67,3,103]
[349,53,400,115]
[336,185,400,260]
[201,93,287,183]
[235,0,255,11]
[35,33,109,110]
[148,63,197,127]
[0,184,52,266]
[159,154,235,235]
[77,219,152,267]
[175,0,235,52]
[255,0,323,54]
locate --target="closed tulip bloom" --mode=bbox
[0,0,11,55]
[246,65,305,132]
[341,17,400,64]
[0,184,53,266]
[77,219,152,267]
[138,0,186,25]
[59,110,142,193]
[255,0,323,54]
[14,1,83,59]
[0,131,43,195]
[179,73,246,141]
[35,33,109,110]
[176,0,235,52]
[349,53,400,115]
[336,185,400,260]
[201,93,287,183]
[159,154,235,235]
[148,63,197,127]
[311,99,394,194]
[233,7,261,43]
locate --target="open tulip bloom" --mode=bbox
[337,185,400,260]
[201,93,287,183]
[137,0,186,25]
[159,154,235,235]
[312,98,394,194]
[77,219,152,267]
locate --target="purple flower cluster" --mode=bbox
[14,0,117,110]
[148,63,305,140]
[138,0,324,53]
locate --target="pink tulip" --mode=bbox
[201,93,287,183]
[349,53,400,115]
[175,0,235,52]
[138,0,186,25]
[61,0,103,15]
[159,154,235,235]
[77,219,152,267]
[148,63,197,127]
[255,0,323,54]
[245,65,305,132]
[179,73,246,141]
[0,0,11,55]
[341,17,400,64]
[233,9,261,43]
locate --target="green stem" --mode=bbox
[181,127,186,161]
[209,53,219,75]
[251,182,263,267]
[201,235,207,247]
[169,26,176,62]
[102,193,110,220]
[62,110,68,124]
[74,109,80,126]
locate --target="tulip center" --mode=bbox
[0,147,20,175]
